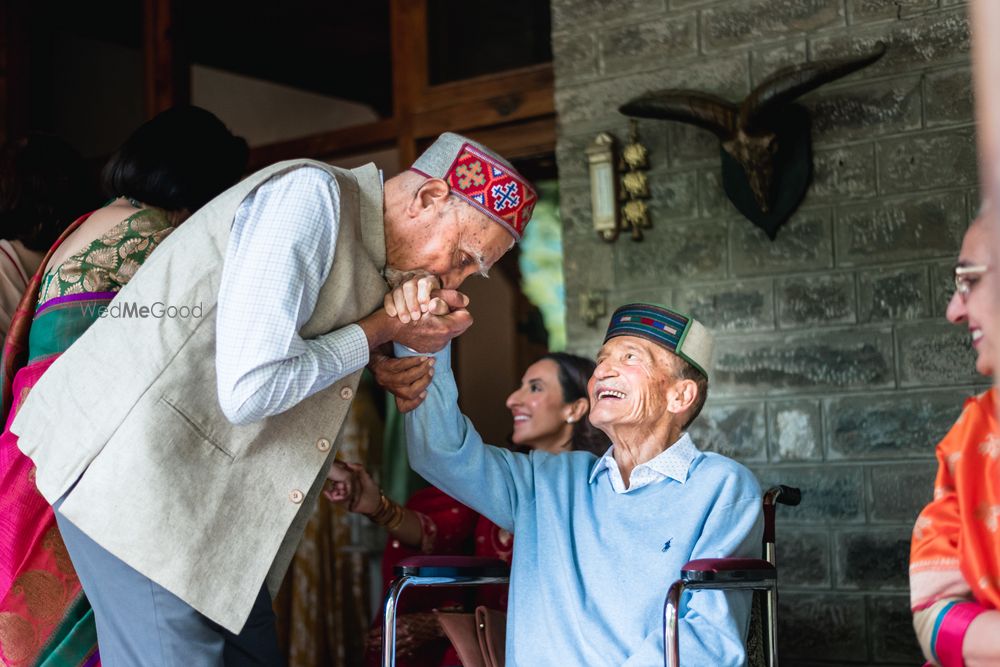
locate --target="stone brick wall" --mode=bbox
[552,1,980,664]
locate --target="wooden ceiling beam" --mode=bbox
[246,118,398,170]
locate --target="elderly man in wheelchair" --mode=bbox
[382,300,763,666]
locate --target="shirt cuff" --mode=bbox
[317,323,370,375]
[393,341,452,372]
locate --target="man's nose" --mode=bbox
[593,359,613,378]
[446,265,485,290]
[442,270,468,290]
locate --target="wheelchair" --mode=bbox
[663,484,800,667]
[380,485,801,667]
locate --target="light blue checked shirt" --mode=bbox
[216,167,371,425]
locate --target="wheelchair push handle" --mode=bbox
[764,485,801,507]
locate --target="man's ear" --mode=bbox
[407,178,450,217]
[666,378,699,416]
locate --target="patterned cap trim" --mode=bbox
[604,303,708,377]
[437,143,537,239]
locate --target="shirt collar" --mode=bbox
[588,432,700,486]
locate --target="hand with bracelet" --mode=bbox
[324,461,424,548]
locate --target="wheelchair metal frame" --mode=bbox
[663,484,801,667]
[380,557,509,667]
[380,485,800,667]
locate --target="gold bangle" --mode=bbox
[366,491,402,528]
[384,502,406,531]
[365,491,387,523]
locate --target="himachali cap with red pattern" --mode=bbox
[604,302,714,378]
[410,132,537,240]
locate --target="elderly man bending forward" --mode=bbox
[393,301,763,666]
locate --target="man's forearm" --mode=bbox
[358,309,401,352]
[219,326,369,424]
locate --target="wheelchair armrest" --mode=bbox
[680,558,775,584]
[393,555,510,578]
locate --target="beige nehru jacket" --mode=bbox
[12,159,388,633]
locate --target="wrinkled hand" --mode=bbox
[358,288,472,358]
[384,274,445,324]
[323,461,357,506]
[393,310,473,354]
[370,348,435,412]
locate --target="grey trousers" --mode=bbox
[53,496,284,667]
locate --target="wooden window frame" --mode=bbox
[237,0,553,168]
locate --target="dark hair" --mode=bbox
[101,105,248,213]
[673,357,708,430]
[541,352,611,456]
[0,133,94,251]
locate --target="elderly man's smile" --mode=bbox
[596,388,627,400]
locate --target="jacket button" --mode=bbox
[316,438,331,452]
[289,489,304,504]
[340,386,354,400]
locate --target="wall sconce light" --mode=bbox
[586,132,620,242]
[586,123,652,243]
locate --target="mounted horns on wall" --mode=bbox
[619,42,887,240]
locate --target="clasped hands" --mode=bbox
[322,460,378,512]
[368,274,471,412]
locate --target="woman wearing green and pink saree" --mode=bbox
[0,106,246,667]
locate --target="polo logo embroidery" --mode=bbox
[661,539,672,553]
[443,143,537,239]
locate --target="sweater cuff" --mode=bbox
[935,601,985,667]
[393,341,452,373]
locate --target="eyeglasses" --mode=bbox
[954,264,989,301]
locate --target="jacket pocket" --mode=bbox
[159,395,236,460]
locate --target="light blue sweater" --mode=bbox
[400,343,763,666]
